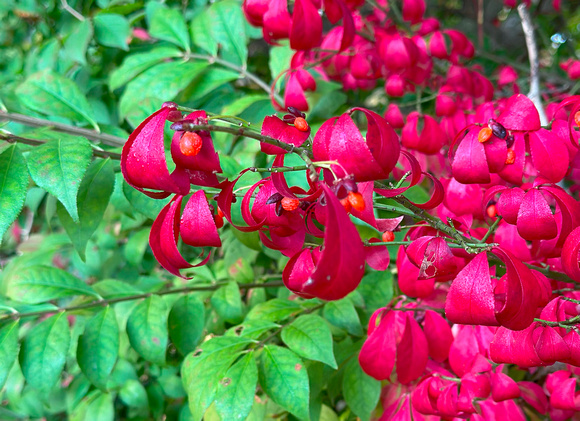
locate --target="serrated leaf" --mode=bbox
[323,299,363,336]
[182,336,252,420]
[169,295,205,356]
[246,299,301,323]
[0,321,19,390]
[258,345,310,420]
[85,391,114,421]
[208,0,248,66]
[26,136,93,221]
[16,70,98,130]
[127,295,168,365]
[358,271,393,313]
[342,359,380,421]
[94,13,130,50]
[149,7,190,51]
[119,379,149,408]
[119,61,208,119]
[122,179,169,220]
[281,315,336,369]
[20,313,71,389]
[109,46,183,90]
[78,306,119,390]
[0,145,28,243]
[191,10,218,55]
[215,351,257,421]
[6,266,99,303]
[225,320,279,341]
[63,19,93,65]
[57,158,114,260]
[188,67,239,100]
[211,281,243,324]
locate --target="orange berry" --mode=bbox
[382,231,395,242]
[217,207,224,218]
[505,149,516,165]
[478,127,493,143]
[575,111,580,127]
[294,117,309,132]
[486,204,497,218]
[281,197,300,211]
[179,132,203,157]
[347,191,365,212]
[340,197,352,212]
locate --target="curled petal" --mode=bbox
[290,0,322,50]
[496,94,541,131]
[498,132,526,185]
[534,326,570,364]
[452,128,490,184]
[397,246,434,298]
[490,324,544,367]
[181,190,221,248]
[359,309,397,380]
[364,239,390,270]
[122,107,185,197]
[519,381,548,414]
[490,366,520,402]
[561,226,580,281]
[396,313,429,384]
[283,248,319,299]
[496,187,524,225]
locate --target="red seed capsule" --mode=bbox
[347,192,365,212]
[180,132,203,157]
[340,197,352,212]
[505,149,516,165]
[294,117,309,132]
[217,207,224,218]
[382,231,395,242]
[281,197,300,211]
[486,204,497,218]
[478,127,493,143]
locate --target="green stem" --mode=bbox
[249,165,309,173]
[0,280,285,321]
[480,216,502,243]
[534,314,580,327]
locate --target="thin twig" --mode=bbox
[0,280,285,321]
[60,0,85,21]
[517,3,548,125]
[0,112,125,147]
[0,132,122,160]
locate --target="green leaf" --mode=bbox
[0,321,19,390]
[225,320,279,341]
[342,359,380,421]
[149,7,190,52]
[211,281,243,324]
[188,67,239,100]
[182,336,252,420]
[94,13,130,50]
[0,145,28,243]
[92,279,143,299]
[323,299,363,336]
[358,271,393,313]
[246,299,301,323]
[120,61,208,119]
[215,351,257,421]
[281,315,336,369]
[122,179,169,220]
[269,43,293,81]
[221,94,269,116]
[109,46,183,90]
[191,10,218,55]
[258,345,310,420]
[119,379,149,408]
[78,306,119,390]
[169,295,205,356]
[26,136,93,221]
[208,0,248,66]
[85,391,114,421]
[5,266,99,303]
[63,19,93,65]
[127,295,168,365]
[20,313,71,389]
[16,70,98,130]
[124,228,150,266]
[57,158,114,260]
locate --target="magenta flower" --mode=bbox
[401,112,446,155]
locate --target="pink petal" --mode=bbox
[496,187,524,225]
[528,129,569,183]
[397,246,435,298]
[496,94,541,131]
[122,107,185,197]
[365,239,390,270]
[448,326,480,377]
[284,72,309,111]
[452,128,490,184]
[290,0,322,50]
[396,313,429,384]
[445,252,498,326]
[561,226,580,281]
[549,377,578,410]
[490,367,520,402]
[534,326,570,364]
[180,190,221,248]
[498,132,526,185]
[359,309,396,380]
[283,248,319,299]
[519,381,548,414]
[490,324,544,367]
[423,310,453,362]
[516,189,557,241]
